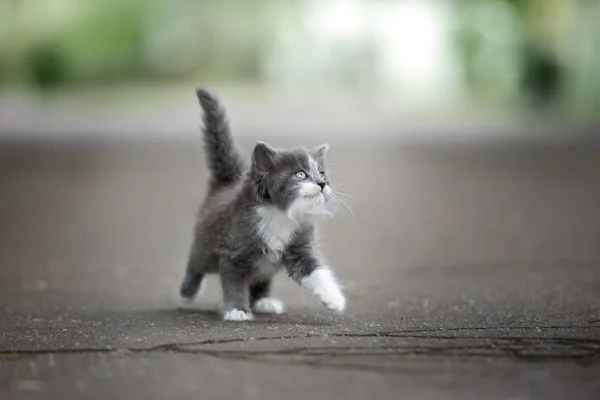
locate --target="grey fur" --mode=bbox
[196,88,246,192]
[181,88,343,320]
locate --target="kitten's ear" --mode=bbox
[252,141,277,171]
[313,143,330,163]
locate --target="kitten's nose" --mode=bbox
[317,181,326,191]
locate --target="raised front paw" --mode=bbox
[321,288,346,313]
[301,268,347,314]
[223,308,254,321]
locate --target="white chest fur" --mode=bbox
[255,205,299,256]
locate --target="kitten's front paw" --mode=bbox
[321,289,346,313]
[223,309,254,321]
[253,298,285,314]
[301,268,346,314]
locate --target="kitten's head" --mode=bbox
[250,142,334,221]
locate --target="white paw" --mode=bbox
[223,309,254,321]
[301,268,347,314]
[321,289,346,313]
[253,298,285,314]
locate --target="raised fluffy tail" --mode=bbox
[196,88,245,190]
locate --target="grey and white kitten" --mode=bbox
[180,88,346,321]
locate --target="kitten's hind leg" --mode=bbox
[220,264,253,321]
[180,270,205,301]
[180,246,208,302]
[250,279,285,315]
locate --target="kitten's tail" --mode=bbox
[196,88,245,191]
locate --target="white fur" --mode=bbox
[223,309,254,321]
[255,205,299,254]
[288,183,332,221]
[298,181,322,198]
[301,268,346,312]
[253,298,285,314]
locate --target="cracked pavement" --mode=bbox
[1,137,599,399]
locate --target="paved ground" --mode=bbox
[0,136,599,399]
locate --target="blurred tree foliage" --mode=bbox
[453,0,598,117]
[0,0,279,88]
[0,0,597,119]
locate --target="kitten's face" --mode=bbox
[251,142,333,221]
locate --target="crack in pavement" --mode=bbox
[195,338,600,363]
[175,332,600,369]
[1,325,598,368]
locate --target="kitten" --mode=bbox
[180,88,346,321]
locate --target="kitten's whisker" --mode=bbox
[334,195,362,205]
[331,193,356,219]
[331,190,365,204]
[331,179,363,189]
[332,189,360,197]
[338,199,356,220]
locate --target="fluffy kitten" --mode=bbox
[180,88,346,321]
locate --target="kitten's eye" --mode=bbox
[295,171,307,179]
[319,171,326,178]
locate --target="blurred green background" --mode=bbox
[0,0,598,125]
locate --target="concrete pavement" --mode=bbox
[0,138,599,399]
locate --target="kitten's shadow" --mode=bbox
[174,306,335,326]
[175,306,221,321]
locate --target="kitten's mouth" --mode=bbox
[304,192,323,200]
